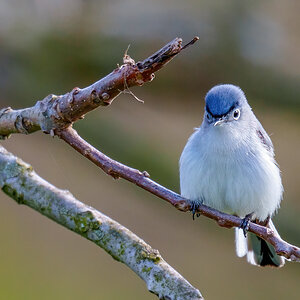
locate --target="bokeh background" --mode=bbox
[0,1,299,299]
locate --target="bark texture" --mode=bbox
[0,145,203,300]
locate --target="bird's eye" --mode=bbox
[206,113,212,121]
[233,109,240,120]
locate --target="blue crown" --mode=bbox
[205,84,246,117]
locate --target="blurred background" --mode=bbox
[0,0,299,299]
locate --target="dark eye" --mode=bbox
[233,109,240,120]
[206,113,212,121]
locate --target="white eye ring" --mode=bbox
[233,109,240,120]
[206,113,212,121]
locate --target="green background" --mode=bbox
[0,1,299,299]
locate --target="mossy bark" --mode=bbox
[0,145,202,300]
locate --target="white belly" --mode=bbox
[180,128,283,221]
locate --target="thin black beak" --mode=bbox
[213,117,226,126]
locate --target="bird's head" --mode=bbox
[204,84,250,128]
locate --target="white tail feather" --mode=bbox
[235,228,247,257]
[235,220,285,267]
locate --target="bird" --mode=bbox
[179,84,285,267]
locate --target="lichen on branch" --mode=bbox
[0,145,203,300]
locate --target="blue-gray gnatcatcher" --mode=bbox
[180,84,285,267]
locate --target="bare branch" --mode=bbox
[0,36,298,263]
[58,126,300,263]
[0,145,203,300]
[0,37,199,139]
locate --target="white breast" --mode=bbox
[179,126,282,221]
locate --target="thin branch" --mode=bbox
[0,145,203,300]
[0,36,299,263]
[0,37,199,139]
[58,127,300,263]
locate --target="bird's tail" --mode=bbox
[235,220,285,267]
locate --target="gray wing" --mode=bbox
[256,121,274,156]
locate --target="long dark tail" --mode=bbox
[235,220,285,267]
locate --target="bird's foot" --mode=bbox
[189,199,203,220]
[239,213,254,237]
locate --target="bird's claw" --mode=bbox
[239,213,254,237]
[189,200,203,220]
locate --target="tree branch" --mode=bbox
[58,127,300,263]
[0,37,199,139]
[0,36,299,263]
[0,145,203,300]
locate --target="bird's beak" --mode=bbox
[213,118,226,127]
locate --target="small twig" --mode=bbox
[182,36,200,50]
[123,44,135,65]
[122,74,144,103]
[57,126,300,263]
